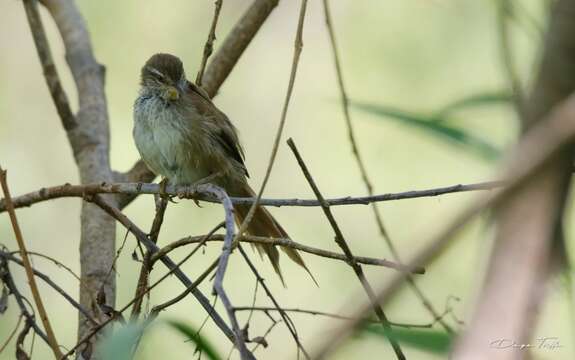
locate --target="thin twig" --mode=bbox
[0,167,63,359]
[322,0,452,334]
[23,0,76,130]
[154,234,424,273]
[287,139,405,360]
[131,196,168,318]
[196,0,223,87]
[0,180,503,213]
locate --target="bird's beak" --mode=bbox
[162,86,180,101]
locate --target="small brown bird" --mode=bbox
[133,53,313,284]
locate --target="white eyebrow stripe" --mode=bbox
[147,67,165,78]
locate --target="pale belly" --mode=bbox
[133,99,209,185]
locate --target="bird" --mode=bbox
[133,53,314,285]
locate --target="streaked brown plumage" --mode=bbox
[133,53,314,284]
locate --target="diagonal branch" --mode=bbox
[287,139,405,360]
[196,0,224,87]
[0,167,63,359]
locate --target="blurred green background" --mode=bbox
[1,0,572,359]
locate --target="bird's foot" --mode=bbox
[159,178,178,203]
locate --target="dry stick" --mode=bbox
[311,91,575,359]
[196,0,223,87]
[22,0,76,131]
[202,0,280,97]
[233,0,309,241]
[238,245,311,360]
[321,0,452,335]
[154,234,424,273]
[287,139,405,360]
[79,193,235,344]
[131,196,168,318]
[233,307,435,329]
[0,180,503,213]
[0,168,63,359]
[208,187,255,360]
[1,252,98,326]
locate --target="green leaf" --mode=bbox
[97,322,145,360]
[167,320,223,360]
[434,91,512,119]
[364,324,454,354]
[351,102,501,161]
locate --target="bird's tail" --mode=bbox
[232,182,316,286]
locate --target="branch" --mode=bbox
[1,180,503,213]
[23,0,76,131]
[153,234,424,274]
[209,186,255,360]
[36,0,117,347]
[202,0,280,97]
[0,168,63,358]
[287,139,405,360]
[196,0,224,87]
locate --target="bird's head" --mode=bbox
[140,53,186,102]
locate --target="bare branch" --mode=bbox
[0,168,63,358]
[23,0,76,131]
[209,185,255,360]
[196,0,224,87]
[287,139,405,360]
[202,0,280,97]
[1,180,503,213]
[36,0,117,347]
[154,234,424,274]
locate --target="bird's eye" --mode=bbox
[146,67,165,81]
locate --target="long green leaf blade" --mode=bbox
[167,320,223,360]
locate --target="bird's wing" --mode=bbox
[186,81,249,177]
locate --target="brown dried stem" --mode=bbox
[0,168,63,358]
[196,0,223,87]
[154,234,424,273]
